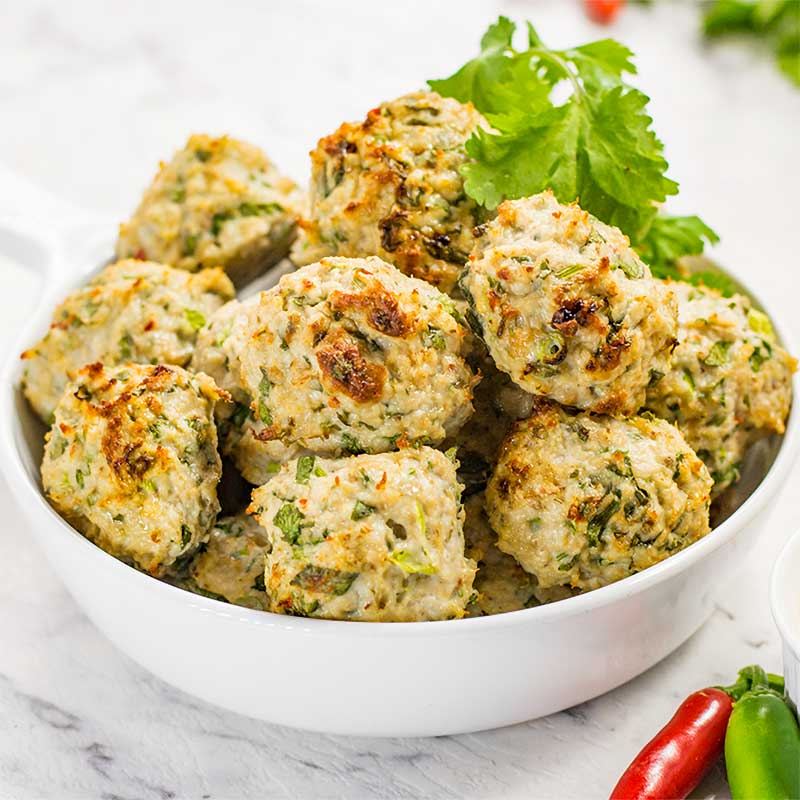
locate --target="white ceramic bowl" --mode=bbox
[2,197,799,736]
[771,529,800,715]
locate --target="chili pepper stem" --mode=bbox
[719,667,785,701]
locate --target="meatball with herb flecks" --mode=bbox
[191,296,301,484]
[249,447,476,621]
[444,355,534,497]
[21,260,234,424]
[178,512,270,609]
[645,281,795,496]
[117,134,304,286]
[461,191,678,415]
[292,92,488,294]
[486,399,713,593]
[232,256,477,457]
[41,363,225,576]
[464,493,541,617]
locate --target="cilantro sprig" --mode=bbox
[429,17,718,276]
[704,0,800,87]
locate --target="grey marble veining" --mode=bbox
[1,1,799,797]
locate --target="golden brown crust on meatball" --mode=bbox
[21,260,233,424]
[486,399,712,592]
[462,192,678,415]
[292,92,488,293]
[116,134,304,285]
[41,363,225,575]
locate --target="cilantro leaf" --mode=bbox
[703,0,765,35]
[637,215,720,278]
[777,29,800,86]
[462,103,580,210]
[703,0,800,87]
[565,39,638,90]
[428,16,517,113]
[686,271,740,297]
[273,503,305,544]
[464,82,677,241]
[704,0,793,36]
[704,340,732,367]
[295,455,316,484]
[581,87,677,222]
[351,500,375,521]
[290,565,359,596]
[430,17,718,273]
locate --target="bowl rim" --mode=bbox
[771,528,800,658]
[3,224,799,639]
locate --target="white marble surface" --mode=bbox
[1,1,799,797]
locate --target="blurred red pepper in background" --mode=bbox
[584,0,625,25]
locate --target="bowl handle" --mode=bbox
[0,162,97,224]
[0,162,114,298]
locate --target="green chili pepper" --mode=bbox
[724,665,800,800]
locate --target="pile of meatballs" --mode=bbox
[23,92,795,622]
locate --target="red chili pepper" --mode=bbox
[584,0,625,25]
[609,688,733,800]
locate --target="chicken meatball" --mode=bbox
[116,134,304,286]
[191,296,299,484]
[232,256,477,457]
[462,192,678,415]
[190,296,255,401]
[464,493,541,617]
[292,91,488,293]
[486,399,713,592]
[445,356,534,497]
[249,448,476,621]
[41,363,224,576]
[645,281,795,495]
[21,260,233,424]
[181,512,270,609]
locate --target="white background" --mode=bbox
[0,1,798,797]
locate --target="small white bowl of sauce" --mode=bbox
[771,528,800,715]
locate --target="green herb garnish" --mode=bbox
[704,340,732,367]
[340,432,366,455]
[636,215,720,280]
[295,455,316,484]
[211,212,233,237]
[184,308,206,331]
[239,201,284,216]
[703,0,800,87]
[429,17,717,275]
[388,550,437,575]
[290,565,359,595]
[273,503,305,545]
[351,500,375,521]
[423,326,447,350]
[747,308,775,339]
[257,368,273,426]
[118,332,133,360]
[49,435,68,460]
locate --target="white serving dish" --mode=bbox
[1,169,798,737]
[771,529,800,716]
